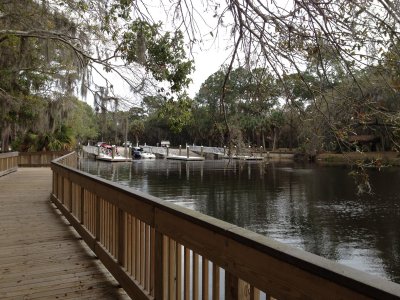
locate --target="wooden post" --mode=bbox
[186,146,189,159]
[201,146,203,157]
[179,145,182,156]
[167,146,169,157]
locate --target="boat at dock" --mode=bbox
[96,143,132,162]
[133,147,156,159]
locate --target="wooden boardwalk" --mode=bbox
[0,168,130,299]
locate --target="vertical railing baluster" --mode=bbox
[127,214,132,274]
[225,272,239,299]
[184,248,190,300]
[118,208,125,266]
[61,177,65,204]
[163,235,170,299]
[132,216,136,278]
[68,179,72,212]
[95,196,100,241]
[193,253,199,300]
[154,231,164,300]
[212,263,220,300]
[145,225,150,292]
[169,239,176,299]
[150,227,155,296]
[141,221,146,286]
[202,258,209,300]
[250,286,261,300]
[135,218,140,280]
[238,279,250,300]
[177,243,182,300]
[80,186,84,224]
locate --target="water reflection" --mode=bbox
[79,158,400,283]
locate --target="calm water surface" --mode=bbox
[79,158,400,283]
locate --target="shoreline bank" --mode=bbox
[316,151,400,166]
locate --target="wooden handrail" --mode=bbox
[0,151,18,177]
[18,150,70,167]
[51,152,400,299]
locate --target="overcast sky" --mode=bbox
[187,40,230,97]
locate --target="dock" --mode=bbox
[0,168,129,299]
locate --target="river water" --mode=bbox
[78,158,400,284]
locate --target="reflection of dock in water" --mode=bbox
[224,155,263,161]
[166,155,205,161]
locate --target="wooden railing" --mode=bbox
[18,150,70,167]
[0,152,18,177]
[51,152,400,300]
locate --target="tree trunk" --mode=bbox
[1,124,11,152]
[289,113,293,151]
[272,127,278,151]
[262,131,266,149]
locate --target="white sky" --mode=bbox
[187,42,230,97]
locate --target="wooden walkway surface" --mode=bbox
[0,168,130,299]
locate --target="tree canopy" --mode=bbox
[1,0,400,162]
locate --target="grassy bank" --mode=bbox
[316,152,400,166]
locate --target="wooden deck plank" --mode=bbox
[0,168,130,299]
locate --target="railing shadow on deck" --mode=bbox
[51,152,400,300]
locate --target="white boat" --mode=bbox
[140,152,156,159]
[97,153,131,162]
[96,143,132,162]
[133,147,156,159]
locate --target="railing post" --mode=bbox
[154,230,164,300]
